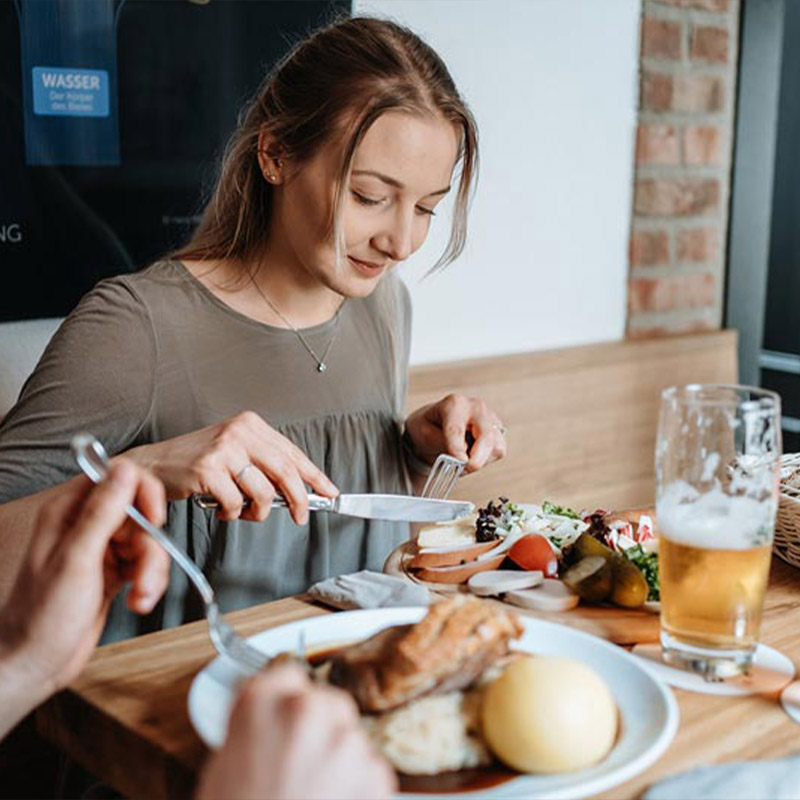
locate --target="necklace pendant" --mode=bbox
[317,362,327,373]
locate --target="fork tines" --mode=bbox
[421,454,467,500]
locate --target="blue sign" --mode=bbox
[20,0,119,166]
[32,66,110,117]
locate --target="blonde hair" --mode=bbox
[172,15,478,274]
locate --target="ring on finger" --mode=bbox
[235,462,256,484]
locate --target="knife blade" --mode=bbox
[193,492,474,522]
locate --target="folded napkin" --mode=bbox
[308,570,431,610]
[645,755,800,800]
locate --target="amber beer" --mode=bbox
[656,384,780,678]
[659,535,772,651]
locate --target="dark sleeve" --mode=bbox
[0,277,157,502]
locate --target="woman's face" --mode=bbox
[272,110,460,298]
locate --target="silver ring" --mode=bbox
[235,463,255,483]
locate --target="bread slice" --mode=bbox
[409,539,500,569]
[412,554,507,584]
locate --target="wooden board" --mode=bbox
[407,330,737,511]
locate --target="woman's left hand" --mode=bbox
[404,394,507,474]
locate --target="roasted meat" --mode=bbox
[328,596,524,712]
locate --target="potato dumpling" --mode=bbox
[482,656,618,773]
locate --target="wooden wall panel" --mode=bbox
[407,331,738,512]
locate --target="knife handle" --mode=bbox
[193,492,334,512]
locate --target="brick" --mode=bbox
[672,74,725,112]
[636,124,680,165]
[652,0,729,10]
[684,125,722,165]
[641,18,682,60]
[627,316,717,338]
[641,71,673,111]
[634,178,720,216]
[691,25,729,62]
[628,273,716,314]
[677,227,718,262]
[690,0,730,8]
[630,230,669,266]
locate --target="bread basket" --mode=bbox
[774,453,800,568]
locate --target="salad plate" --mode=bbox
[188,607,679,799]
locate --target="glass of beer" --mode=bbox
[656,384,781,679]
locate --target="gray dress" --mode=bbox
[0,261,413,640]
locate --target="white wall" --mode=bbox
[354,0,641,366]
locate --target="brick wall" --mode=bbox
[627,0,740,337]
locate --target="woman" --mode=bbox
[0,17,506,637]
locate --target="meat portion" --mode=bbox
[328,596,524,713]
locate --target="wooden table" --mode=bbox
[37,559,800,799]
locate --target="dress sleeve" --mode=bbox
[0,276,157,502]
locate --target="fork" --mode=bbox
[71,433,269,675]
[421,454,467,500]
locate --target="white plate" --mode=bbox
[188,608,679,799]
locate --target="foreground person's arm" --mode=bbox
[0,461,169,740]
[0,481,73,608]
[197,665,397,800]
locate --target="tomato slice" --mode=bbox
[508,534,559,577]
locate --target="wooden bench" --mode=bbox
[407,330,738,511]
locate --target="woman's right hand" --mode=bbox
[125,411,337,524]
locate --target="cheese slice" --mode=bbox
[417,514,478,549]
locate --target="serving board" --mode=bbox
[384,540,660,646]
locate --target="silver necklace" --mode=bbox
[251,279,346,373]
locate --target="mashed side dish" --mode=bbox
[363,690,490,775]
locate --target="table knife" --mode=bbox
[193,492,474,523]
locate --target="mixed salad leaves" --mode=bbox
[476,497,525,542]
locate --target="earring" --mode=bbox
[267,173,276,181]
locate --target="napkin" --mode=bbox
[308,570,431,610]
[645,755,800,800]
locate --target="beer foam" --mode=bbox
[657,481,775,550]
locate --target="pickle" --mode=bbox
[608,557,648,608]
[561,556,612,604]
[573,533,615,561]
[572,533,648,608]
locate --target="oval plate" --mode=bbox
[188,608,678,799]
